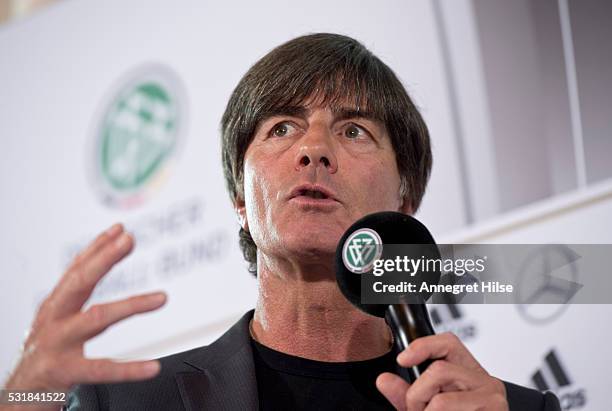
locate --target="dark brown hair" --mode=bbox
[221,33,432,276]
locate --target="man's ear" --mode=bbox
[399,196,414,216]
[234,196,249,232]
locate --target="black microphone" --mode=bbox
[334,211,441,382]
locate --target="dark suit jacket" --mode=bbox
[67,310,561,410]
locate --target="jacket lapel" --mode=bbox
[175,310,259,410]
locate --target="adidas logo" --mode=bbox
[532,349,571,391]
[427,304,477,341]
[531,349,586,410]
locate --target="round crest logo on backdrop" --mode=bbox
[90,64,187,208]
[342,228,383,274]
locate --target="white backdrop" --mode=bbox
[0,1,609,410]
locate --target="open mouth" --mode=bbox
[288,184,339,206]
[298,189,329,200]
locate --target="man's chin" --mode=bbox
[287,242,336,260]
[278,235,337,263]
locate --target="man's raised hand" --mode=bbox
[3,224,166,405]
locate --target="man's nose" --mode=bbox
[294,124,338,173]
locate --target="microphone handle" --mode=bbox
[385,303,436,382]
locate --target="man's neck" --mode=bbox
[250,256,393,362]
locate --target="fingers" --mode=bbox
[397,333,482,372]
[72,359,161,384]
[49,227,135,319]
[71,223,124,268]
[377,369,507,411]
[65,292,167,343]
[384,334,507,411]
[403,360,484,411]
[376,372,410,411]
[4,223,171,393]
[423,390,508,411]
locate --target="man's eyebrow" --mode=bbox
[331,107,380,123]
[258,106,381,124]
[261,106,309,120]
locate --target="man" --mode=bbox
[3,33,560,410]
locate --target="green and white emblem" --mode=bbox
[342,228,383,273]
[93,64,185,208]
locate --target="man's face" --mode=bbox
[236,102,410,268]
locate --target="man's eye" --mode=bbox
[344,124,367,139]
[271,122,295,137]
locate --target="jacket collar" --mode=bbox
[175,310,258,411]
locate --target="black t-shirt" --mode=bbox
[250,336,398,410]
